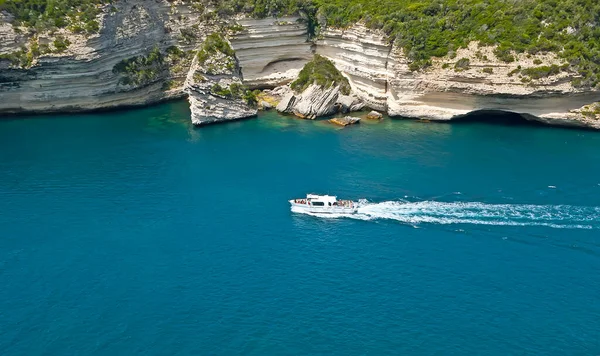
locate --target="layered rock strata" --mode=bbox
[537,102,600,129]
[2,6,600,129]
[385,41,600,123]
[230,17,312,88]
[185,39,257,126]
[276,84,363,119]
[316,26,390,111]
[0,1,207,114]
[317,24,600,128]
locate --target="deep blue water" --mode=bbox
[1,102,599,355]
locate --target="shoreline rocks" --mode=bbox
[276,84,364,119]
[1,6,600,130]
[329,116,361,126]
[366,110,383,120]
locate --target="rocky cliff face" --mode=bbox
[316,26,390,111]
[0,1,209,114]
[230,16,313,88]
[185,35,257,126]
[386,41,600,122]
[2,4,599,129]
[315,24,600,129]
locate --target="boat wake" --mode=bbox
[295,200,600,229]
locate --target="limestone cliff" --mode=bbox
[2,3,600,130]
[316,24,600,129]
[0,1,208,113]
[316,26,390,111]
[185,34,257,126]
[230,16,312,88]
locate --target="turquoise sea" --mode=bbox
[1,101,599,355]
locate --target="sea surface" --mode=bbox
[1,102,599,355]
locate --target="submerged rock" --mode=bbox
[329,116,361,126]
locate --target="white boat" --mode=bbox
[289,194,358,214]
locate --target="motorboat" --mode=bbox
[289,194,357,214]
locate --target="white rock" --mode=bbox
[230,17,313,88]
[317,24,390,111]
[366,110,383,119]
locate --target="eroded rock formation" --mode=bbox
[276,84,363,119]
[230,17,312,88]
[0,1,206,113]
[1,3,600,129]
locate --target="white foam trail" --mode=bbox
[294,200,600,229]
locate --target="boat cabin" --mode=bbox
[293,194,353,208]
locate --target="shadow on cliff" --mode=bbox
[449,110,548,128]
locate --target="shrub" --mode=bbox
[53,36,71,52]
[166,45,185,58]
[521,65,561,79]
[483,67,493,74]
[0,0,109,34]
[508,68,521,77]
[112,46,165,86]
[243,89,261,106]
[291,54,350,95]
[454,58,470,70]
[197,33,235,64]
[211,83,232,97]
[494,48,515,63]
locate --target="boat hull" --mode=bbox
[289,201,358,214]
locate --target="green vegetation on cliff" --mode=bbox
[0,0,109,33]
[313,0,600,86]
[209,0,600,87]
[197,33,235,62]
[197,33,236,74]
[2,0,599,88]
[112,45,195,87]
[206,0,312,18]
[210,82,260,106]
[113,46,166,86]
[291,54,350,94]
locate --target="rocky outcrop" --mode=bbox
[537,102,600,129]
[2,6,600,130]
[316,25,390,111]
[185,58,256,126]
[230,17,312,88]
[329,116,360,126]
[315,23,600,129]
[366,111,383,120]
[276,84,363,119]
[385,41,600,125]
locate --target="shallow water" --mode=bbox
[1,102,599,355]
